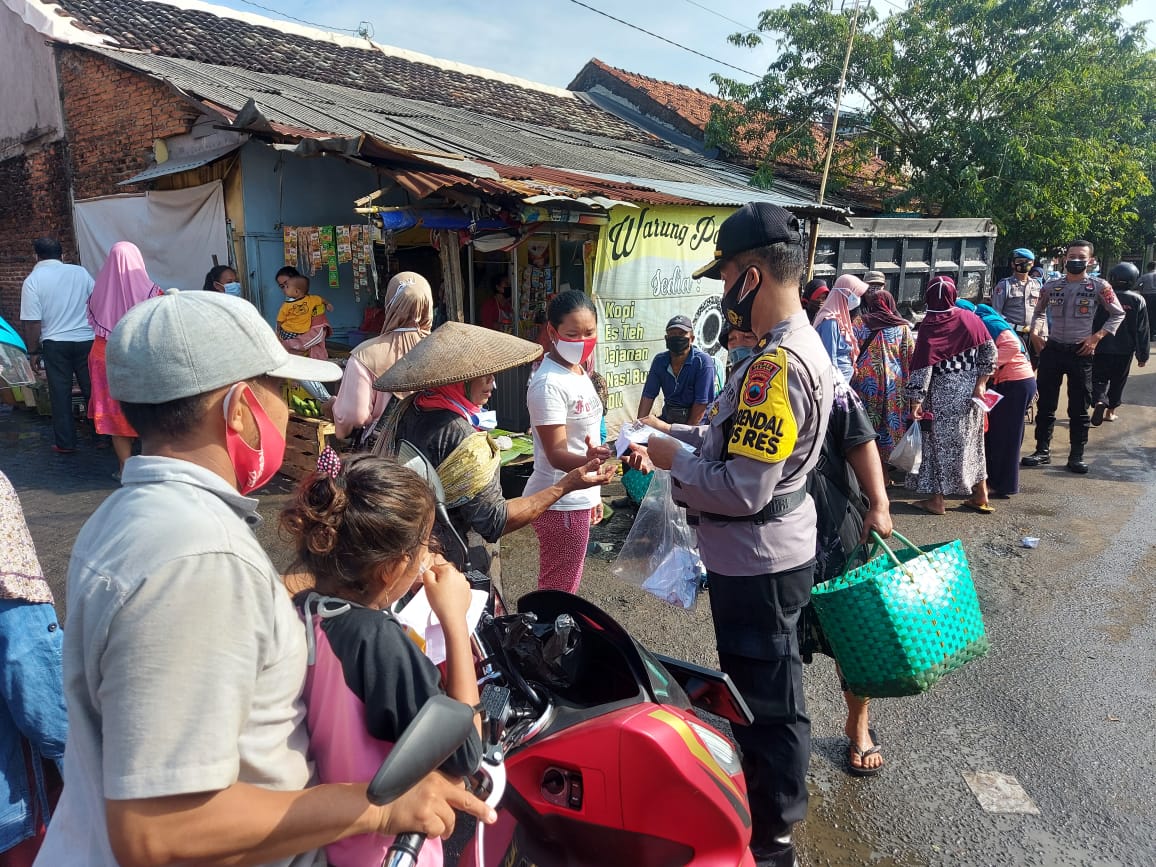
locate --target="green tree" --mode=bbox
[708,0,1156,258]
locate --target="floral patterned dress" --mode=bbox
[850,324,916,463]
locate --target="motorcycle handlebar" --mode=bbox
[382,832,424,867]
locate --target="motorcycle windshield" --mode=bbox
[517,590,692,711]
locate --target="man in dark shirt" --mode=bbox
[637,314,717,424]
[1091,262,1149,425]
[802,372,892,777]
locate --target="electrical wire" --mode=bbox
[230,0,362,34]
[678,0,760,34]
[566,0,762,77]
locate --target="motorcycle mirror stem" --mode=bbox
[397,440,472,570]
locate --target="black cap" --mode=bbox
[665,314,693,333]
[693,202,803,281]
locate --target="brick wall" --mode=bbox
[0,144,74,327]
[57,48,200,200]
[0,47,201,327]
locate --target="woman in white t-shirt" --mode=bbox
[524,291,611,593]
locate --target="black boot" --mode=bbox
[1091,403,1107,426]
[1021,448,1050,467]
[1067,450,1089,474]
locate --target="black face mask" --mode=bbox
[721,267,761,333]
[665,335,691,354]
[1066,259,1088,275]
[1012,262,1031,274]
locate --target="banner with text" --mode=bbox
[592,204,736,433]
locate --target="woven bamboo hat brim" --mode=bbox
[373,321,543,392]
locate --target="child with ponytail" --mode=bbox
[279,453,482,867]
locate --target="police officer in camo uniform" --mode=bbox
[1022,239,1124,474]
[633,203,833,867]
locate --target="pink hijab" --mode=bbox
[88,242,161,339]
[813,274,868,345]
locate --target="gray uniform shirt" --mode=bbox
[667,311,834,576]
[36,456,318,867]
[992,275,1042,328]
[1031,275,1125,344]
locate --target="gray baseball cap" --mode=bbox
[863,270,886,286]
[108,289,342,404]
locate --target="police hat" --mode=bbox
[693,202,803,281]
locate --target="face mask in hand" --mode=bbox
[222,383,285,495]
[665,335,691,354]
[1065,259,1088,275]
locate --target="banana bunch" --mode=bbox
[289,394,322,418]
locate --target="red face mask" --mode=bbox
[222,383,285,495]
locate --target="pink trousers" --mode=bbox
[531,508,592,594]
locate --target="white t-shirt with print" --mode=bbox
[524,356,603,511]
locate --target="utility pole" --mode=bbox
[806,0,864,278]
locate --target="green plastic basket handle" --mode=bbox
[841,530,921,579]
[869,530,922,568]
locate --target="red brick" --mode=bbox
[0,47,202,327]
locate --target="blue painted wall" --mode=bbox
[237,142,408,335]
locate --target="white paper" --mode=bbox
[394,588,488,665]
[616,420,657,457]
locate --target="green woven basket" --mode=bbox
[811,531,989,698]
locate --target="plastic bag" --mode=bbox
[612,469,704,609]
[890,422,922,474]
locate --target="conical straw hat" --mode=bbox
[373,321,543,392]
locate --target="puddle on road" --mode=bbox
[799,786,924,866]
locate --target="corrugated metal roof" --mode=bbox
[579,172,850,219]
[117,140,243,184]
[89,47,845,215]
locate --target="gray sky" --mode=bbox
[210,0,1156,92]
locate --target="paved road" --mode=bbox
[4,364,1155,866]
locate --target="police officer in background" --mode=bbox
[630,202,833,867]
[1022,239,1124,474]
[992,247,1044,365]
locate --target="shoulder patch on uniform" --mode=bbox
[728,348,797,463]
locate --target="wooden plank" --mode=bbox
[279,415,336,481]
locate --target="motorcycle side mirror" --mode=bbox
[397,440,472,570]
[398,440,448,503]
[367,695,476,806]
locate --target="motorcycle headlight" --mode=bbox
[688,720,741,776]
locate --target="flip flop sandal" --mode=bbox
[848,731,885,777]
[961,500,995,514]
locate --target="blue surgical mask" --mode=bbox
[728,346,754,365]
[222,281,243,296]
[475,409,498,431]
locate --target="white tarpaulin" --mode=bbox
[74,181,229,289]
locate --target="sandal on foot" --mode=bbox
[848,732,885,777]
[911,499,946,515]
[961,500,995,514]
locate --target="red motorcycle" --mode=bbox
[373,444,758,867]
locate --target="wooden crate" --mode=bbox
[280,415,335,481]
